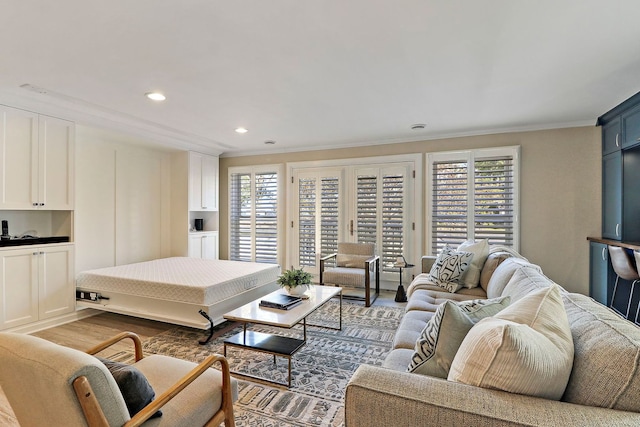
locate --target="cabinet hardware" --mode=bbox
[32,252,38,256]
[350,220,354,235]
[32,203,38,206]
[616,133,620,147]
[616,223,620,237]
[39,251,44,255]
[601,247,607,261]
[39,203,44,206]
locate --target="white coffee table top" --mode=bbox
[223,285,342,328]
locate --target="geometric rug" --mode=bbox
[139,300,404,427]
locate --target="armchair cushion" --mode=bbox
[98,357,161,418]
[337,254,371,269]
[323,267,367,288]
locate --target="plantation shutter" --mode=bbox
[229,170,279,263]
[229,173,252,261]
[430,149,517,253]
[298,177,316,267]
[431,161,469,254]
[320,177,340,258]
[255,172,278,263]
[355,167,408,274]
[474,157,514,246]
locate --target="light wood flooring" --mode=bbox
[0,290,404,425]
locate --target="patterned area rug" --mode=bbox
[140,300,404,426]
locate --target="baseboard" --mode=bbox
[4,307,102,334]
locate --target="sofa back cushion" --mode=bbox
[562,293,640,412]
[501,266,558,302]
[485,257,542,299]
[479,252,511,292]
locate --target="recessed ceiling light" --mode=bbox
[235,127,248,134]
[264,140,276,145]
[411,123,426,130]
[145,92,166,101]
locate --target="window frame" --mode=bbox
[426,146,520,255]
[227,164,285,266]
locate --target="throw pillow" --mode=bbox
[448,284,574,400]
[98,357,162,418]
[428,245,473,293]
[457,240,490,289]
[407,296,510,378]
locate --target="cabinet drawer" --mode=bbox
[622,104,640,149]
[603,118,622,155]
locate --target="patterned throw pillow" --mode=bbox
[407,296,510,378]
[428,245,474,292]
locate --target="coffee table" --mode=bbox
[222,285,342,387]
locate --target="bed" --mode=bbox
[76,257,281,338]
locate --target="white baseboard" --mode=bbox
[4,307,102,335]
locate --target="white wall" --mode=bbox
[74,127,172,273]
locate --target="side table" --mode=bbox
[394,262,414,302]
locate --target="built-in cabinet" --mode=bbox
[0,105,75,210]
[189,151,219,211]
[590,90,640,308]
[170,151,220,259]
[0,103,76,332]
[0,244,75,330]
[188,231,219,260]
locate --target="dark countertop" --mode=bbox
[587,237,640,251]
[0,236,70,247]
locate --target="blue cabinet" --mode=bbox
[622,104,640,149]
[589,242,609,305]
[602,151,622,240]
[603,118,621,155]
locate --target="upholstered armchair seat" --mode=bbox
[320,242,380,307]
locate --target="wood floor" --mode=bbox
[0,290,404,425]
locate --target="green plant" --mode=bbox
[277,267,312,288]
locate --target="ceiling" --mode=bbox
[2,1,640,157]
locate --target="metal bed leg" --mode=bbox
[198,309,215,345]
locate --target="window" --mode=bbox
[290,158,418,280]
[428,147,519,254]
[229,166,282,264]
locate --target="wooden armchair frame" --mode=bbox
[74,331,235,427]
[320,253,380,307]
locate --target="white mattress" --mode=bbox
[76,257,281,306]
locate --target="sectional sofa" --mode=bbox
[345,249,640,426]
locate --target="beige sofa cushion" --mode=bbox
[486,257,542,299]
[457,239,490,288]
[561,292,640,412]
[408,296,510,378]
[479,252,511,292]
[448,284,574,400]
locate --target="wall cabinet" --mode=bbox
[589,241,609,305]
[189,151,219,211]
[602,151,622,240]
[0,105,75,210]
[602,117,621,155]
[0,244,75,330]
[188,232,219,260]
[622,104,640,149]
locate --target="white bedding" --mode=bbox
[76,257,281,306]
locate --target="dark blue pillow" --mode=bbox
[98,357,162,419]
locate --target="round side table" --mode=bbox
[394,263,414,302]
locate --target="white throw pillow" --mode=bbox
[457,240,490,289]
[407,296,510,378]
[428,245,473,293]
[448,284,574,400]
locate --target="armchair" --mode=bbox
[319,242,380,307]
[0,331,237,427]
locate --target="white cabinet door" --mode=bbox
[0,105,39,209]
[188,232,219,259]
[38,245,74,320]
[0,248,39,329]
[202,155,219,211]
[188,152,219,211]
[202,231,219,260]
[188,234,203,258]
[39,115,75,210]
[0,107,74,210]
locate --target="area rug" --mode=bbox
[141,300,404,427]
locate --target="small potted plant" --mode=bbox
[277,267,312,296]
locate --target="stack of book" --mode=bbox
[259,294,303,310]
